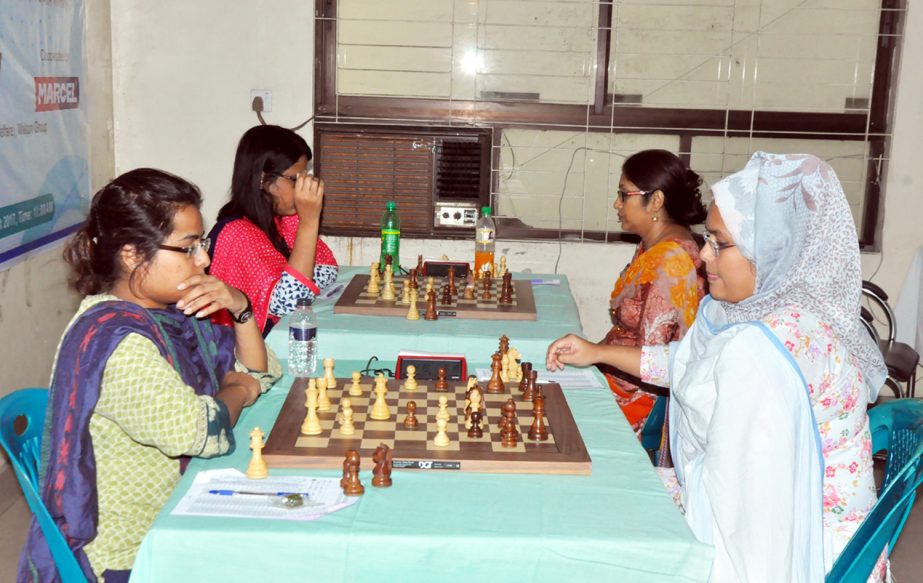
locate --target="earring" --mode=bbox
[652,213,659,222]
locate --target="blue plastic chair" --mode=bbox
[0,388,87,583]
[825,398,923,582]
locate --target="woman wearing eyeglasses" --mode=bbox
[208,124,338,335]
[19,169,282,581]
[548,153,886,582]
[602,149,707,461]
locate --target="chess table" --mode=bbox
[333,273,537,320]
[263,376,591,474]
[130,360,713,583]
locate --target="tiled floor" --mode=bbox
[1,484,921,581]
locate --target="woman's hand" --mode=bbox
[177,275,248,319]
[221,371,261,407]
[546,334,600,371]
[294,173,324,223]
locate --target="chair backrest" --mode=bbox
[825,399,923,582]
[0,388,87,583]
[862,281,896,344]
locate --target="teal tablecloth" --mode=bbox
[129,360,713,582]
[265,267,584,365]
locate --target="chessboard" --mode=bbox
[333,274,537,320]
[263,376,591,475]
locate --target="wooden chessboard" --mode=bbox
[333,274,537,320]
[263,376,591,475]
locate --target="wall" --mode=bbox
[109,1,923,344]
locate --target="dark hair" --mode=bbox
[622,149,707,227]
[64,168,203,295]
[217,125,312,257]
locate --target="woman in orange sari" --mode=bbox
[602,150,707,460]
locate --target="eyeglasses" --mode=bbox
[616,189,652,202]
[273,173,299,185]
[702,230,736,257]
[158,237,211,258]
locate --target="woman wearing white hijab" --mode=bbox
[547,152,887,582]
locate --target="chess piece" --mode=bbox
[486,352,505,393]
[372,443,393,488]
[501,398,520,447]
[499,255,507,276]
[499,272,513,304]
[403,400,419,428]
[339,398,356,435]
[246,427,268,479]
[522,368,537,402]
[528,391,549,441]
[436,395,450,422]
[349,371,363,396]
[324,357,337,390]
[500,352,511,383]
[416,254,424,276]
[507,347,523,382]
[424,290,438,320]
[342,450,365,496]
[465,389,483,430]
[481,273,492,300]
[463,279,475,300]
[433,417,450,447]
[441,284,452,306]
[381,264,395,301]
[400,280,411,305]
[468,410,484,438]
[434,367,449,391]
[368,263,380,295]
[301,380,323,435]
[447,266,457,296]
[404,365,418,391]
[498,334,510,355]
[407,293,420,320]
[425,276,435,295]
[369,374,391,420]
[518,361,533,397]
[316,376,332,412]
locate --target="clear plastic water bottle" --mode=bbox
[288,297,317,377]
[380,200,401,269]
[474,206,496,277]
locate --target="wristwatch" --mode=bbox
[232,295,253,324]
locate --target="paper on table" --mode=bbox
[474,367,604,390]
[172,469,358,521]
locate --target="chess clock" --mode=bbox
[422,260,470,279]
[395,353,467,381]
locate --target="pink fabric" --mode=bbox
[209,215,336,331]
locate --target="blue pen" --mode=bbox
[208,489,310,498]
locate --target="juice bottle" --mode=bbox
[474,206,495,277]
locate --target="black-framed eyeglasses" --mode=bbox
[702,230,736,257]
[158,237,211,258]
[274,173,299,184]
[360,355,394,379]
[616,189,652,202]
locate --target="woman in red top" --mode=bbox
[209,125,338,334]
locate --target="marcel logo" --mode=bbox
[34,76,79,111]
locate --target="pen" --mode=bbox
[208,489,310,498]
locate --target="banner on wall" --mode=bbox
[0,0,89,270]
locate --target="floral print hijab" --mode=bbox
[710,151,887,400]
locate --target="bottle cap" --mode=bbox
[480,206,491,217]
[386,201,396,211]
[296,297,313,307]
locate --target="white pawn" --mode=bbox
[316,376,332,412]
[404,365,418,391]
[466,390,483,430]
[436,395,450,422]
[400,281,411,305]
[246,427,268,479]
[381,271,395,301]
[500,255,507,276]
[369,374,391,420]
[426,276,435,294]
[324,357,337,390]
[433,418,450,447]
[349,371,363,396]
[339,398,355,435]
[368,263,381,294]
[301,381,322,436]
[406,293,420,320]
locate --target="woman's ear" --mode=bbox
[119,244,142,272]
[649,190,666,213]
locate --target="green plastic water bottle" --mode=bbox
[380,200,400,269]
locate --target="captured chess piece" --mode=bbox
[301,380,323,436]
[246,427,269,479]
[528,389,549,441]
[403,400,419,428]
[434,367,449,392]
[349,371,363,396]
[486,352,505,394]
[342,450,364,496]
[404,365,418,391]
[424,289,438,320]
[324,357,337,390]
[372,443,394,488]
[339,398,356,435]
